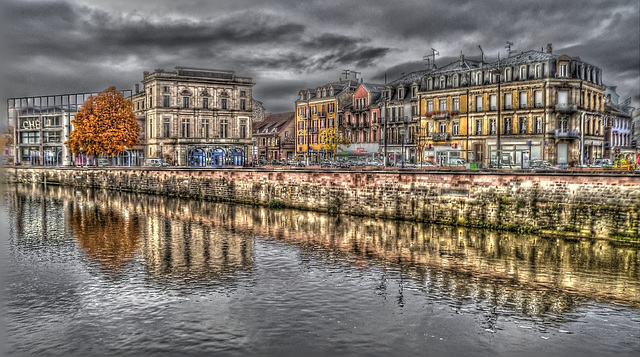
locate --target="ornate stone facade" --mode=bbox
[131,67,254,167]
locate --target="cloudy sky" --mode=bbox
[1,0,638,117]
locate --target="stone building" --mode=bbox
[603,87,635,163]
[417,44,605,167]
[252,112,296,163]
[131,67,254,167]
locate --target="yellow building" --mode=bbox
[295,80,359,162]
[419,44,605,167]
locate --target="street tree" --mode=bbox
[66,87,140,158]
[320,127,351,159]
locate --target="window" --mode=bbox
[519,92,528,109]
[519,117,528,134]
[219,119,228,138]
[557,90,569,107]
[43,116,62,127]
[163,86,170,93]
[558,116,568,131]
[534,117,543,134]
[452,121,459,136]
[240,91,246,97]
[412,86,417,98]
[240,119,247,138]
[221,98,227,110]
[427,100,434,113]
[163,117,170,138]
[534,91,543,108]
[475,119,483,135]
[203,98,209,109]
[240,99,246,110]
[490,95,497,110]
[398,88,404,99]
[439,99,447,111]
[181,118,190,138]
[438,121,447,133]
[476,96,483,112]
[427,78,433,90]
[453,98,460,111]
[504,93,512,109]
[20,131,40,144]
[163,96,170,107]
[43,131,61,143]
[476,72,483,85]
[519,66,527,80]
[453,75,459,87]
[505,68,512,81]
[489,119,496,135]
[504,117,512,134]
[439,77,446,89]
[182,97,190,108]
[199,119,209,138]
[559,64,568,77]
[535,64,542,78]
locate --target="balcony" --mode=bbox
[431,133,450,141]
[555,104,577,113]
[431,111,449,119]
[554,129,579,138]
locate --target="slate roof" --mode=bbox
[253,112,295,136]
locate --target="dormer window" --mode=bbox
[398,87,404,99]
[475,72,482,85]
[519,66,527,80]
[535,64,542,78]
[439,76,446,89]
[427,78,433,90]
[452,75,459,87]
[505,68,512,81]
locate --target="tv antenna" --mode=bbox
[505,41,516,57]
[478,45,485,62]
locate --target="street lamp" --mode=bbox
[490,53,502,169]
[400,127,406,168]
[159,142,164,165]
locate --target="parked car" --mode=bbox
[145,158,169,167]
[97,158,110,167]
[529,159,560,170]
[593,158,613,168]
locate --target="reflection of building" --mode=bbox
[253,112,296,162]
[131,67,254,167]
[7,91,137,166]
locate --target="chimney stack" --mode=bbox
[135,83,140,93]
[546,43,553,54]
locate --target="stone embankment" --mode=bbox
[4,167,640,240]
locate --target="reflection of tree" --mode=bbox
[69,202,141,273]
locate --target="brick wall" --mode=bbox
[5,167,640,239]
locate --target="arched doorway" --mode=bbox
[188,147,207,167]
[210,147,226,167]
[230,148,245,166]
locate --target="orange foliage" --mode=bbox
[66,87,140,157]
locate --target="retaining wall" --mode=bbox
[5,167,640,239]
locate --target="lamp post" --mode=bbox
[400,127,406,168]
[159,142,164,165]
[490,53,502,169]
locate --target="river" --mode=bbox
[2,184,639,356]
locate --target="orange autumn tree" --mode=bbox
[66,87,140,158]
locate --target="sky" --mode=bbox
[1,0,639,118]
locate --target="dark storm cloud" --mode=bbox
[1,0,638,114]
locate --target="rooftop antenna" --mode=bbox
[352,70,361,81]
[505,41,516,57]
[430,48,439,69]
[422,55,431,69]
[341,69,351,81]
[478,45,485,62]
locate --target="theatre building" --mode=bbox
[131,67,255,167]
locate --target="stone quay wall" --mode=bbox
[4,167,640,240]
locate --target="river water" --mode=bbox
[2,184,639,356]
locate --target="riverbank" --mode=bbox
[4,166,640,241]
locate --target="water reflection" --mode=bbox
[6,184,640,314]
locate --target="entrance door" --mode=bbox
[557,143,568,164]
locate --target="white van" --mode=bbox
[145,158,164,167]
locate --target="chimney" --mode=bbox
[546,43,552,54]
[135,83,140,93]
[460,54,464,65]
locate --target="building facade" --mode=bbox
[132,67,254,167]
[417,44,605,167]
[7,90,138,166]
[295,79,358,162]
[341,83,385,159]
[253,112,296,163]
